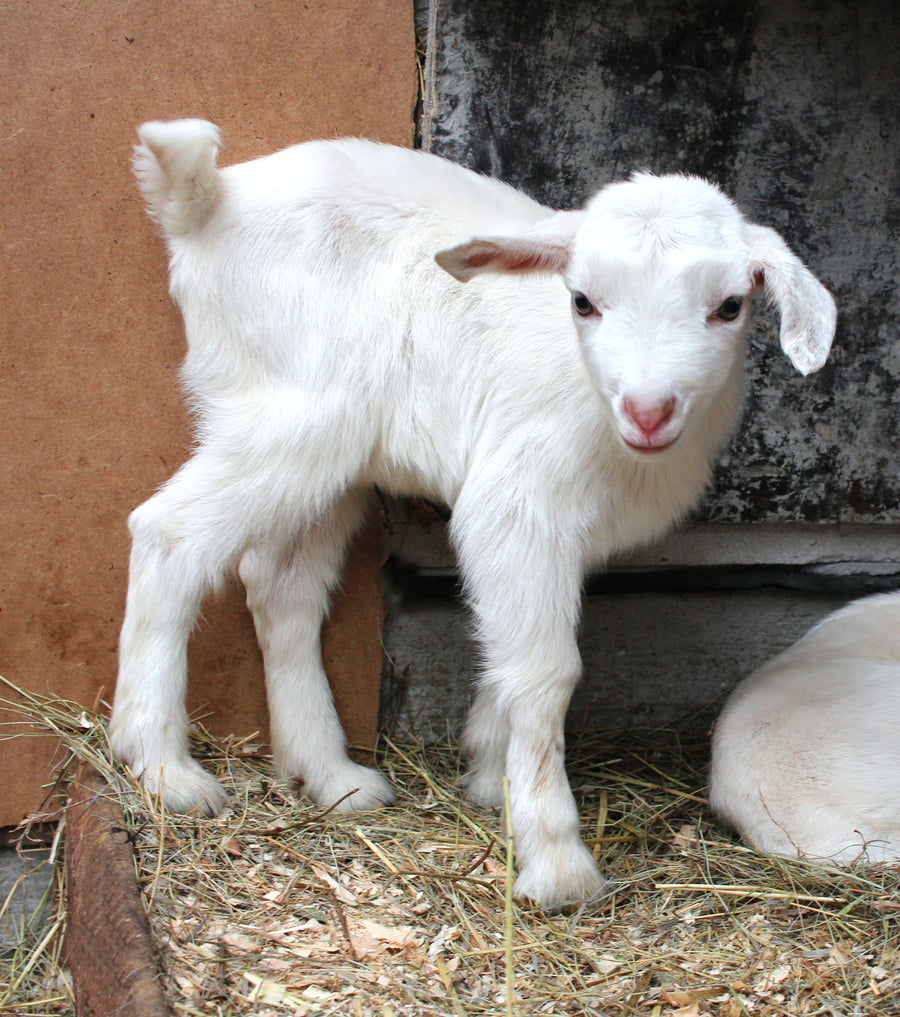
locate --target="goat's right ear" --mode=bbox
[435,210,585,283]
[745,224,837,376]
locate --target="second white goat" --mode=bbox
[710,592,900,863]
[111,119,836,908]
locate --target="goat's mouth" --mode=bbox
[623,433,680,455]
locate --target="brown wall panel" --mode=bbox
[0,0,416,824]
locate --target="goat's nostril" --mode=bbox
[622,396,677,436]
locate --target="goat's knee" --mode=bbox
[112,484,238,812]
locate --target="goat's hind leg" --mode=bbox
[239,492,395,811]
[110,455,249,815]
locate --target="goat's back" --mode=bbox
[136,126,608,505]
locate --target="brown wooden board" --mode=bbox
[0,0,416,825]
[65,763,170,1016]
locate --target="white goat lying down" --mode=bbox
[710,592,900,864]
[111,118,836,908]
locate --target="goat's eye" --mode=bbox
[714,296,744,322]
[572,292,596,317]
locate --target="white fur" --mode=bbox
[111,119,836,909]
[710,592,900,864]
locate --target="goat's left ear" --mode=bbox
[746,224,837,376]
[435,210,586,283]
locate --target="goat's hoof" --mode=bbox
[463,768,505,810]
[308,763,397,812]
[135,759,229,816]
[513,843,610,911]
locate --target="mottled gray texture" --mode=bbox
[382,578,848,739]
[0,846,53,953]
[424,0,900,522]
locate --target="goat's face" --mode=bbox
[436,171,835,458]
[565,186,757,454]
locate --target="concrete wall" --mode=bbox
[422,0,899,524]
[382,0,900,738]
[380,505,900,739]
[384,581,849,740]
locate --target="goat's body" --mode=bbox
[164,138,729,541]
[112,121,835,908]
[710,593,900,863]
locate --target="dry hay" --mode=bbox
[3,676,900,1016]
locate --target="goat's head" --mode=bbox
[436,172,836,457]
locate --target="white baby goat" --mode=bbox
[111,118,836,909]
[710,592,900,864]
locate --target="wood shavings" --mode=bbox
[6,679,900,1015]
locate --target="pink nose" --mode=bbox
[622,396,677,439]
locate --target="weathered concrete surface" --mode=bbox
[380,499,900,734]
[423,0,900,523]
[383,576,848,740]
[395,0,900,737]
[0,836,53,954]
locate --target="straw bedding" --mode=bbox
[3,677,900,1016]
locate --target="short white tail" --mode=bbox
[132,119,222,236]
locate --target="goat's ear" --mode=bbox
[435,210,585,283]
[745,224,836,376]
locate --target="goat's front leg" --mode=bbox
[500,656,606,908]
[454,510,606,910]
[239,494,394,811]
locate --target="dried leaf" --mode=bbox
[311,864,357,904]
[242,971,311,1010]
[828,944,854,967]
[662,990,696,1006]
[222,930,260,954]
[356,918,421,948]
[593,956,621,976]
[753,963,792,992]
[672,825,698,850]
[672,1005,702,1017]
